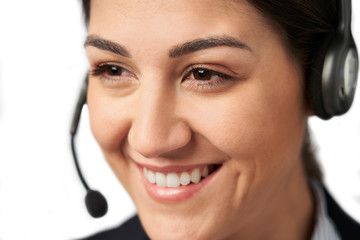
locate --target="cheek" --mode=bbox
[190,80,305,156]
[186,67,307,184]
[87,85,132,152]
[87,86,136,189]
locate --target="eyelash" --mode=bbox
[91,63,136,83]
[183,66,234,90]
[90,63,235,90]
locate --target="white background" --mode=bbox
[0,1,359,239]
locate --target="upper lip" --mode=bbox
[124,144,227,173]
[135,162,223,173]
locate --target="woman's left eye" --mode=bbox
[192,69,213,81]
[187,68,232,81]
[183,67,234,91]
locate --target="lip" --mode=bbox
[138,163,212,173]
[137,163,222,203]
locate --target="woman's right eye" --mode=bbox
[90,63,136,84]
[103,65,122,76]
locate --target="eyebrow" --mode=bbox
[85,34,131,58]
[84,34,251,58]
[169,35,252,58]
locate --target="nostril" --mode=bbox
[128,121,192,158]
[128,131,161,158]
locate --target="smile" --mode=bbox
[143,165,219,188]
[139,162,223,203]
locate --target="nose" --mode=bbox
[128,82,192,158]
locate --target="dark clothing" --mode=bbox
[323,188,360,239]
[82,215,149,240]
[82,186,360,240]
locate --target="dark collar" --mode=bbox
[323,186,360,239]
[81,215,149,240]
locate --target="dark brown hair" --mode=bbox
[248,0,338,68]
[82,0,90,28]
[80,0,338,182]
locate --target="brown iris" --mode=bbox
[98,65,123,77]
[106,65,122,76]
[193,69,212,81]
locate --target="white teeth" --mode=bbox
[167,173,180,188]
[180,172,191,186]
[147,170,156,184]
[191,168,201,184]
[202,166,209,178]
[144,166,215,187]
[155,172,166,187]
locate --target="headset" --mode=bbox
[70,0,358,218]
[70,76,108,218]
[307,0,358,119]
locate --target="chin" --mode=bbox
[138,212,222,240]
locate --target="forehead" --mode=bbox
[89,0,270,33]
[90,0,246,15]
[88,0,278,54]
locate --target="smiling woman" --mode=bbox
[76,0,360,239]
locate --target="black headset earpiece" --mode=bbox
[307,0,358,120]
[70,74,108,218]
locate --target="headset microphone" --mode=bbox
[70,75,108,218]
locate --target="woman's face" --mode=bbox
[86,0,309,239]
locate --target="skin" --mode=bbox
[86,0,314,239]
